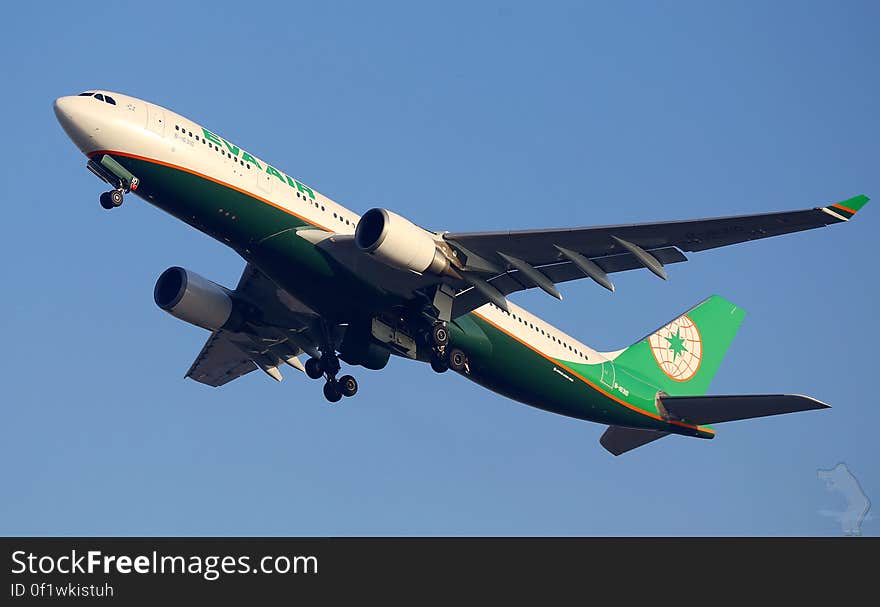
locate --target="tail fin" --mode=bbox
[607,295,746,396]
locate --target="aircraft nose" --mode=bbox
[54,94,97,152]
[53,96,77,129]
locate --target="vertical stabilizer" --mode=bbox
[607,295,746,396]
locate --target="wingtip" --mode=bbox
[848,194,870,211]
[827,194,870,219]
[791,394,831,410]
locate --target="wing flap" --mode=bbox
[186,331,257,387]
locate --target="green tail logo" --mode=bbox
[609,295,746,396]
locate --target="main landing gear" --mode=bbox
[99,188,125,210]
[427,321,468,375]
[304,352,358,403]
[428,321,449,373]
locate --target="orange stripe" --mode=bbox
[88,149,334,233]
[832,203,857,215]
[472,311,713,435]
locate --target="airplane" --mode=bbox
[53,89,869,455]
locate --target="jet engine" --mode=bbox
[355,208,454,276]
[154,266,233,331]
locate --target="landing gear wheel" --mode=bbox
[323,380,342,403]
[99,191,114,210]
[430,323,449,347]
[448,348,467,373]
[110,189,124,207]
[304,357,324,380]
[430,354,449,373]
[338,375,358,397]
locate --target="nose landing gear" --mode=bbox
[87,155,138,211]
[86,154,140,210]
[99,188,125,210]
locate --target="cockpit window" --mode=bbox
[80,92,117,105]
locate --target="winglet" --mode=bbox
[824,194,870,221]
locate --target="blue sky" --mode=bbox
[1,1,877,535]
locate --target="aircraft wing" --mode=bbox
[186,331,258,387]
[315,195,868,319]
[446,196,868,263]
[446,195,869,315]
[185,263,322,387]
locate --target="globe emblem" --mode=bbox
[648,314,702,381]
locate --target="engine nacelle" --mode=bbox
[355,208,451,275]
[154,266,233,331]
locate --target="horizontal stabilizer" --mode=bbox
[659,394,830,425]
[600,426,670,456]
